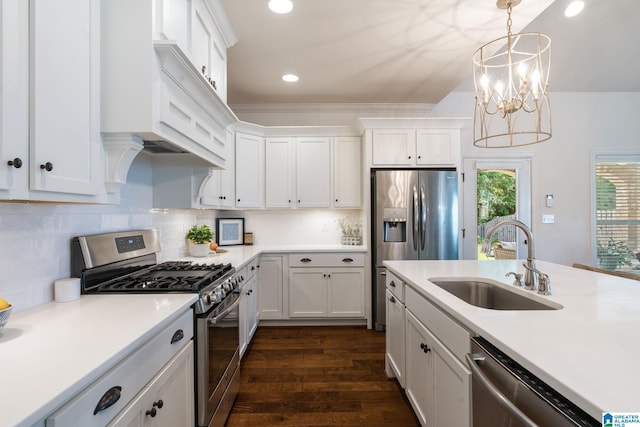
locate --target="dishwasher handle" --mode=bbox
[465,353,538,427]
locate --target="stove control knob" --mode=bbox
[211,293,220,304]
[206,294,212,304]
[217,289,225,299]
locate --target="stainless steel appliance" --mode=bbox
[371,169,459,330]
[467,337,600,427]
[71,229,243,427]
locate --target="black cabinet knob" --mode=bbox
[7,158,22,168]
[420,343,430,353]
[40,162,53,172]
[154,399,164,409]
[146,408,157,417]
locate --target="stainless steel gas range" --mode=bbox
[71,229,243,427]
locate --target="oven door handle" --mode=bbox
[206,295,241,325]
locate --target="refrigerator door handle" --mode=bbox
[420,184,427,251]
[412,186,419,251]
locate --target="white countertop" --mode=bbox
[384,259,640,420]
[0,294,197,427]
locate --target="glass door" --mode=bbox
[461,158,532,260]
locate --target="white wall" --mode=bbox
[433,91,640,267]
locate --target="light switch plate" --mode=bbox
[542,214,555,224]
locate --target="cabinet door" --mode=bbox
[405,310,471,427]
[327,268,365,317]
[385,289,405,387]
[258,255,285,319]
[30,0,101,195]
[235,132,264,208]
[333,137,361,208]
[0,0,29,194]
[265,137,294,208]
[416,130,460,167]
[246,274,259,341]
[108,342,195,427]
[296,137,331,208]
[371,130,415,166]
[289,268,327,317]
[405,311,433,427]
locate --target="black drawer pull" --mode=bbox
[170,329,184,344]
[342,257,354,263]
[94,386,122,415]
[300,258,312,263]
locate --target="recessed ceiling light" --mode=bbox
[268,0,293,14]
[564,1,584,17]
[282,74,299,83]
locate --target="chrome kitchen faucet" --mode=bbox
[481,219,551,295]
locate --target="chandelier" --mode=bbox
[473,0,552,148]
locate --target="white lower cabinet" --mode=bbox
[240,258,260,358]
[385,288,405,386]
[288,253,365,318]
[387,280,471,427]
[258,255,287,320]
[107,342,194,427]
[45,310,194,427]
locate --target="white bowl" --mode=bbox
[0,305,12,330]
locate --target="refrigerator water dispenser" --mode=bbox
[383,208,407,242]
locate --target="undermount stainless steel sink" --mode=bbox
[428,278,562,310]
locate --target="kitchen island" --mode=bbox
[384,259,640,420]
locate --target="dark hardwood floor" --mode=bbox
[226,326,419,426]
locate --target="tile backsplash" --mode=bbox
[0,156,362,312]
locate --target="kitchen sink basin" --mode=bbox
[428,278,562,310]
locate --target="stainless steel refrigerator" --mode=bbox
[372,169,459,331]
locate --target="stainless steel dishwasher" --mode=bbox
[466,337,600,427]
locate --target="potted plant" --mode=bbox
[597,238,634,270]
[186,224,214,257]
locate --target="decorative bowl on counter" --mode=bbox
[0,304,12,330]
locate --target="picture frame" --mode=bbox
[216,218,245,246]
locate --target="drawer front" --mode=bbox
[288,252,364,267]
[386,271,405,302]
[405,286,470,362]
[46,310,194,426]
[245,257,259,279]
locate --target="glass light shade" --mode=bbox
[473,31,552,148]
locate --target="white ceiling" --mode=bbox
[220,0,640,106]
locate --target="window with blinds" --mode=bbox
[595,158,640,271]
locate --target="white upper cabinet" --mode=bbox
[0,0,29,197]
[30,0,101,196]
[364,119,467,169]
[296,137,331,208]
[333,137,361,208]
[265,138,295,208]
[1,0,106,202]
[416,129,460,167]
[199,130,235,208]
[101,0,237,171]
[371,129,416,166]
[235,132,264,209]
